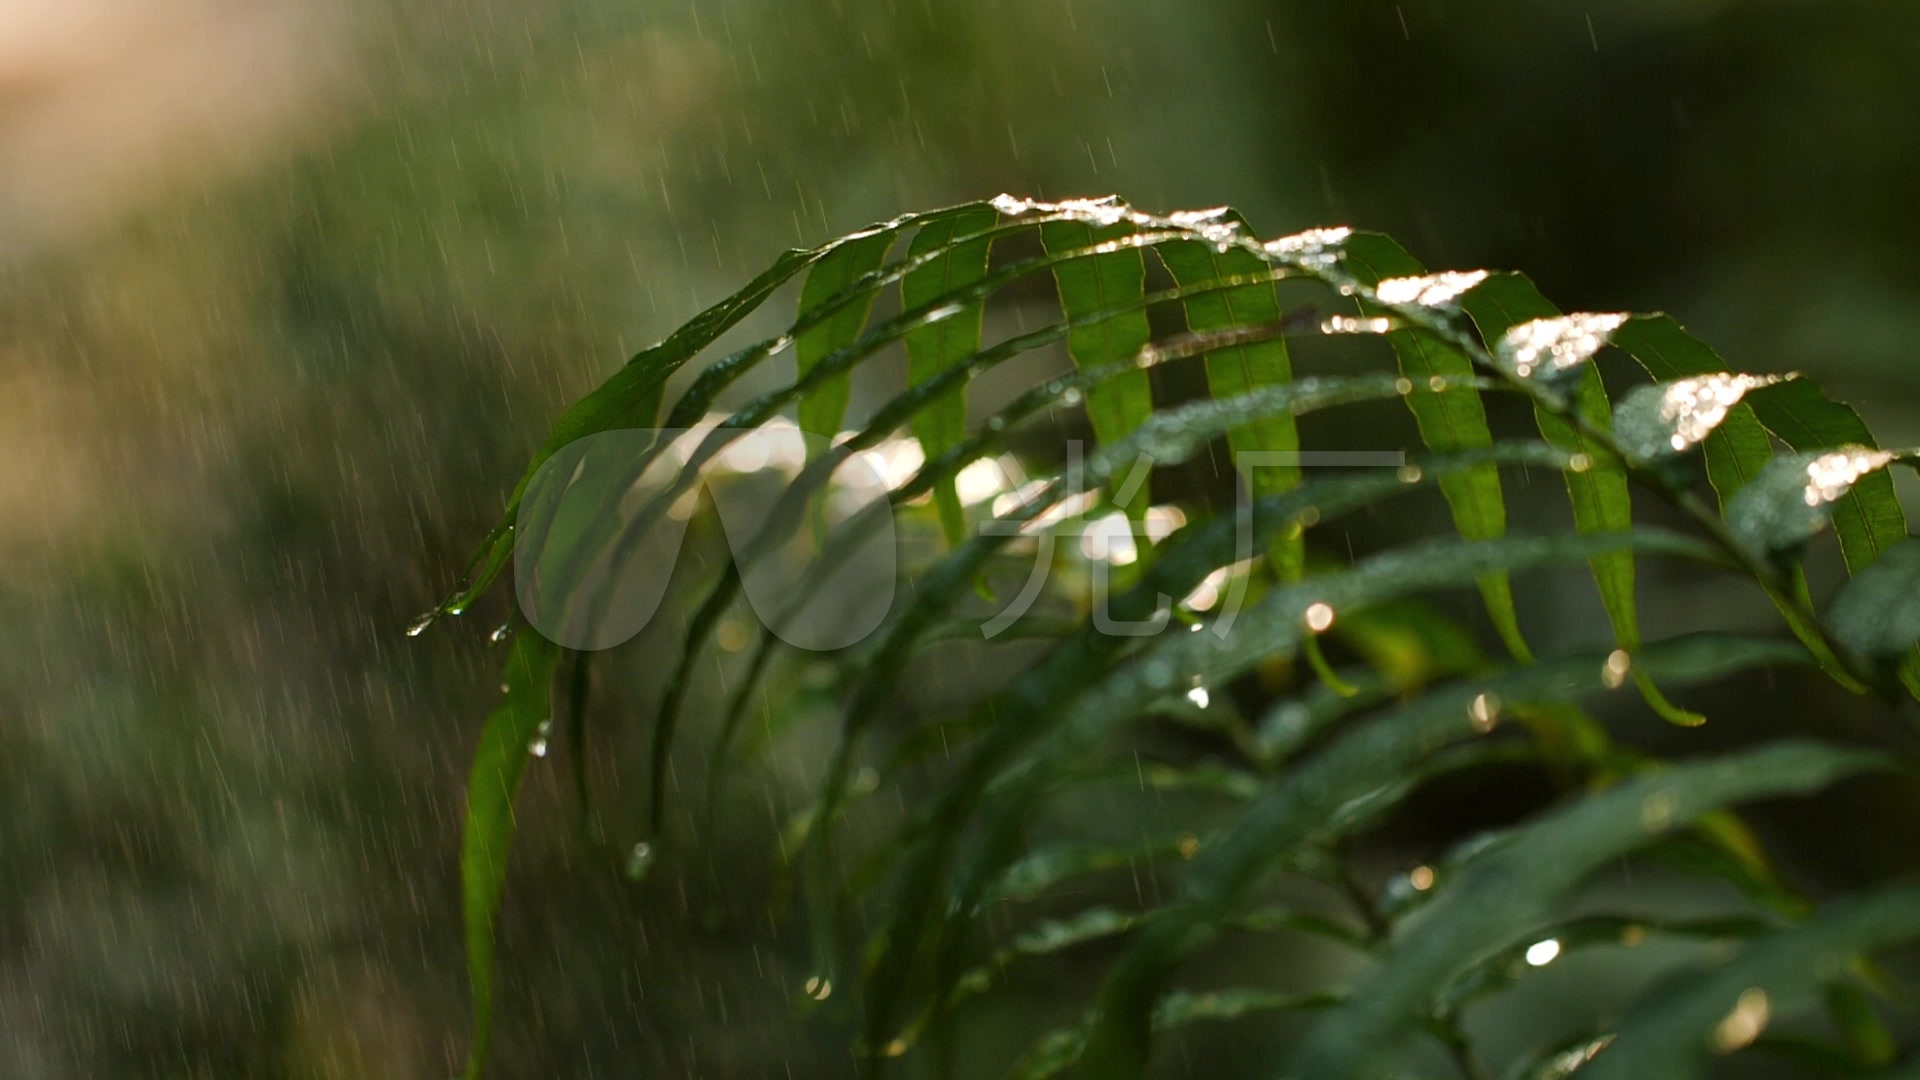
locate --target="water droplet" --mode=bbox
[489,622,512,644]
[1319,314,1392,334]
[1524,938,1562,967]
[1712,989,1770,1053]
[1407,865,1435,892]
[990,193,1033,216]
[804,975,833,1001]
[1468,692,1501,733]
[625,842,655,881]
[1185,686,1211,709]
[528,719,552,758]
[1427,375,1448,392]
[1304,602,1336,633]
[406,612,436,637]
[1394,377,1414,395]
[1397,464,1424,484]
[1643,374,1793,457]
[1803,448,1896,507]
[1374,270,1488,309]
[1264,226,1352,271]
[1496,313,1628,384]
[1602,649,1632,689]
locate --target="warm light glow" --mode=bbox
[1603,649,1632,689]
[1712,989,1771,1053]
[1469,693,1501,732]
[1524,939,1562,967]
[1304,602,1336,633]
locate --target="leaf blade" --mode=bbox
[1290,741,1884,1077]
[905,206,998,544]
[1584,883,1920,1080]
[796,227,897,437]
[1342,232,1533,662]
[1463,273,1702,724]
[460,631,561,1080]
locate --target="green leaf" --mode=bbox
[828,375,1506,824]
[1726,448,1914,567]
[987,838,1189,904]
[1601,316,1866,689]
[905,206,998,545]
[738,370,1428,839]
[795,226,897,437]
[1077,635,1807,1075]
[872,462,1664,1062]
[1157,211,1299,565]
[1612,373,1795,475]
[1829,537,1920,684]
[1826,978,1898,1069]
[1600,316,1778,504]
[1342,232,1532,663]
[426,200,1024,625]
[460,631,560,1080]
[1583,883,1920,1080]
[1507,1034,1631,1080]
[1464,273,1702,725]
[1290,741,1885,1077]
[1436,913,1773,1012]
[1158,211,1365,693]
[1040,213,1154,450]
[1743,377,1910,575]
[427,247,816,622]
[1874,1054,1920,1080]
[1009,990,1346,1080]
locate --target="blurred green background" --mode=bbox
[3,1,1918,1076]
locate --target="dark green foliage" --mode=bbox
[429,197,1920,1078]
